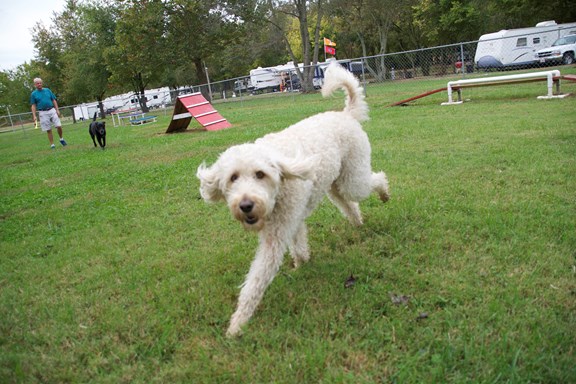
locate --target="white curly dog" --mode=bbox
[196,62,390,337]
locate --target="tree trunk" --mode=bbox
[97,96,106,119]
[193,57,211,101]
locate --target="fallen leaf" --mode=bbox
[390,293,410,305]
[344,274,356,289]
[416,312,429,321]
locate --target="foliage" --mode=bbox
[163,0,239,88]
[61,2,117,115]
[0,64,41,114]
[3,0,576,110]
[30,19,66,100]
[106,0,170,111]
[255,0,326,92]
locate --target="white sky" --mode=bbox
[0,0,66,71]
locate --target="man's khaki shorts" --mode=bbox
[39,108,61,132]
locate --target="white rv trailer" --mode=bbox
[73,87,172,120]
[474,21,576,69]
[249,66,282,92]
[248,59,360,93]
[248,62,307,92]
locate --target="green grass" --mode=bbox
[1,77,575,383]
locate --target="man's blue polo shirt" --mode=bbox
[30,88,57,110]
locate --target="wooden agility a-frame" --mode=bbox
[166,93,232,133]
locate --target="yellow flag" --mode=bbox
[323,37,336,47]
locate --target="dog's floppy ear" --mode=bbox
[196,163,224,202]
[276,155,316,181]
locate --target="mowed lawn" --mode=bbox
[1,77,575,383]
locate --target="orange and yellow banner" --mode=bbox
[323,37,336,47]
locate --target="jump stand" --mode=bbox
[441,70,569,105]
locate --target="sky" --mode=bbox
[0,0,66,71]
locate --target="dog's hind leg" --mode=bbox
[289,223,310,268]
[227,234,287,337]
[335,165,390,204]
[328,186,363,226]
[371,172,390,202]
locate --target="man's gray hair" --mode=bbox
[33,78,43,83]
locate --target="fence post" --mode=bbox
[361,59,367,96]
[205,66,213,102]
[6,107,14,131]
[460,43,466,78]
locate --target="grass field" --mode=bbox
[1,76,575,383]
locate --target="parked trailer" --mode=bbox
[249,67,282,93]
[248,62,309,93]
[248,59,362,93]
[475,21,576,69]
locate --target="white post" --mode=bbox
[205,66,213,102]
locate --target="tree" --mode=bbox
[163,0,229,96]
[31,19,66,104]
[106,0,168,112]
[31,0,118,118]
[331,0,413,80]
[0,64,39,115]
[62,2,116,118]
[254,0,326,92]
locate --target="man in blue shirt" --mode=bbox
[30,78,67,149]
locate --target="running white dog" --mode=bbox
[196,62,390,337]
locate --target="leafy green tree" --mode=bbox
[31,19,66,104]
[249,0,326,92]
[0,63,44,116]
[106,0,168,112]
[62,2,116,118]
[165,0,246,96]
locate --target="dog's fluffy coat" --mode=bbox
[197,63,390,337]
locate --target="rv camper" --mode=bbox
[475,21,576,69]
[248,60,362,93]
[249,67,282,93]
[249,62,305,93]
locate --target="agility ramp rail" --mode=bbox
[442,70,566,105]
[166,93,231,133]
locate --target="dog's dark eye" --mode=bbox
[255,171,265,179]
[230,174,239,182]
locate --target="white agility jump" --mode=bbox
[441,70,568,105]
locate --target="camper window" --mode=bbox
[516,38,527,47]
[533,38,540,44]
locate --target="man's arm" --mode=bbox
[52,99,61,117]
[31,104,37,123]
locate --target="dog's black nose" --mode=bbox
[239,199,254,213]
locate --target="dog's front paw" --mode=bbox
[226,324,243,338]
[380,191,390,203]
[292,253,310,269]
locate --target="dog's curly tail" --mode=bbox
[321,62,369,122]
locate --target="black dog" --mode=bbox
[89,112,106,149]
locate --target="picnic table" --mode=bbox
[130,115,157,125]
[119,112,145,125]
[110,110,158,126]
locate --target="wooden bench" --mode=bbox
[130,115,157,125]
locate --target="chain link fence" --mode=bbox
[200,43,476,102]
[2,26,575,133]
